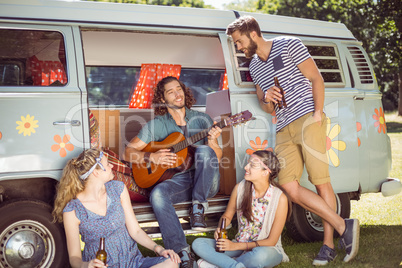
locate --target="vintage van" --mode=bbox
[0,0,400,267]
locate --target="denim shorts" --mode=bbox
[139,256,168,268]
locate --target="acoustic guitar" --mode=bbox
[132,110,253,188]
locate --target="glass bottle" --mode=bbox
[216,218,227,252]
[96,237,107,265]
[274,76,287,109]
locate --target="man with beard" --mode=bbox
[124,76,222,268]
[226,16,360,266]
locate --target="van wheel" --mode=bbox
[285,193,350,242]
[0,200,69,268]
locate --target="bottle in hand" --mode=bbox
[216,218,228,252]
[274,77,287,109]
[96,237,107,265]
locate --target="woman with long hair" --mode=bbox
[53,148,180,268]
[192,150,290,268]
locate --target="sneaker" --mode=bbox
[190,203,207,230]
[197,258,218,268]
[178,249,197,268]
[338,218,360,262]
[312,245,337,266]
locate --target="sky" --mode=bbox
[203,0,232,9]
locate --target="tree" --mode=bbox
[242,0,402,113]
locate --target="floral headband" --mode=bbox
[80,151,106,180]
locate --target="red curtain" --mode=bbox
[220,69,229,90]
[129,64,181,109]
[29,56,67,86]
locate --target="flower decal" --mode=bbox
[16,114,39,136]
[51,134,74,157]
[356,122,362,147]
[326,118,346,167]
[373,107,386,134]
[246,137,273,155]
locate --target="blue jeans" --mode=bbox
[149,145,220,252]
[192,238,283,268]
[139,256,168,268]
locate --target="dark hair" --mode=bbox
[226,15,262,38]
[152,76,196,116]
[239,150,292,222]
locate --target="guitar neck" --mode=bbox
[171,120,226,153]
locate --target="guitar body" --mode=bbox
[133,132,195,188]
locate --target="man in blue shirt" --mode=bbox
[227,16,360,266]
[125,76,222,268]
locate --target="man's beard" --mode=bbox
[166,103,185,110]
[244,38,258,59]
[165,98,185,110]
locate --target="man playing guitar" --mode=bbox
[124,76,222,268]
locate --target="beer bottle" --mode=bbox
[96,237,107,265]
[274,77,287,109]
[216,218,227,252]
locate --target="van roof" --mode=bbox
[0,0,355,40]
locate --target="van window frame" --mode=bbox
[0,23,72,91]
[229,39,346,88]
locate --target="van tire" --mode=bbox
[0,200,69,268]
[285,193,350,242]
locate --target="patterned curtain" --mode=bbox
[28,56,67,86]
[129,63,181,109]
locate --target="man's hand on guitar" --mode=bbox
[208,123,222,141]
[149,149,177,166]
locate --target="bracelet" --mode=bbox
[153,244,159,255]
[255,241,260,247]
[246,242,249,251]
[144,152,151,163]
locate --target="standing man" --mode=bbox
[124,76,222,268]
[226,16,359,266]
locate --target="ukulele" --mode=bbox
[132,110,253,188]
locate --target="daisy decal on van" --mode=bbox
[246,137,273,155]
[16,114,39,136]
[326,118,346,167]
[373,107,386,134]
[51,134,74,157]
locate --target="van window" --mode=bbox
[230,40,345,88]
[305,44,344,86]
[0,29,67,87]
[86,67,225,107]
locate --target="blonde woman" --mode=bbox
[53,148,180,268]
[193,150,290,268]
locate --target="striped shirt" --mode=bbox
[249,36,315,131]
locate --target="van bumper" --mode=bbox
[381,178,402,197]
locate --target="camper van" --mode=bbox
[0,0,400,267]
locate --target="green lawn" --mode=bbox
[142,112,402,267]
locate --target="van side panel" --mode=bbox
[0,24,85,180]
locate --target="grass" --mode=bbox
[141,112,402,267]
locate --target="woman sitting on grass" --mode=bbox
[192,150,290,268]
[52,148,180,268]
